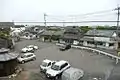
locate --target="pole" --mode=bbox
[115,6,120,50]
[63,20,65,27]
[44,13,47,28]
[116,6,120,36]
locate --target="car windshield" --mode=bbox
[51,64,60,71]
[28,45,34,47]
[41,62,48,67]
[21,55,25,58]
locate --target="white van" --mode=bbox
[62,67,84,80]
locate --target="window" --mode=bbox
[0,64,3,69]
[48,62,51,66]
[51,65,60,71]
[87,41,94,44]
[52,62,56,65]
[64,63,68,67]
[109,43,114,46]
[27,54,33,57]
[60,63,68,70]
[97,42,103,45]
[42,62,48,67]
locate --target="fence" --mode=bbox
[56,43,120,64]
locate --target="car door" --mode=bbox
[26,54,33,61]
[23,55,28,61]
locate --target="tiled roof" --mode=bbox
[41,30,54,36]
[85,30,116,37]
[0,48,19,61]
[0,22,14,28]
[14,25,25,28]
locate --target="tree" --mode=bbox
[79,26,92,33]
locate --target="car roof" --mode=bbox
[23,53,34,56]
[43,59,53,63]
[28,45,34,47]
[55,60,68,66]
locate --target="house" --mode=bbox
[22,26,45,39]
[0,22,14,28]
[11,25,25,32]
[39,30,64,42]
[80,29,120,50]
[59,26,83,45]
[0,48,19,77]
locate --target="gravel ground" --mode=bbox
[14,40,118,80]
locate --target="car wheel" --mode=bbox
[55,75,59,80]
[32,57,36,61]
[21,61,25,64]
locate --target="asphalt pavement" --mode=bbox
[14,40,119,80]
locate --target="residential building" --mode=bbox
[81,29,120,50]
[0,22,14,29]
[59,26,83,45]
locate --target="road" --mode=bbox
[15,40,116,80]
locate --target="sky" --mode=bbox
[0,0,120,26]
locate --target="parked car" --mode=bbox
[62,67,84,80]
[27,45,39,50]
[17,53,36,63]
[21,46,34,53]
[59,44,71,51]
[46,60,71,80]
[40,59,56,73]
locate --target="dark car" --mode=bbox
[59,44,71,51]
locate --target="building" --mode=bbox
[0,48,19,77]
[59,26,83,45]
[22,26,45,39]
[39,29,64,42]
[81,29,120,50]
[0,22,14,28]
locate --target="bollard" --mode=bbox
[116,58,119,64]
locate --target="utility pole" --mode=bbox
[114,6,120,50]
[44,13,47,28]
[115,6,120,36]
[63,20,65,27]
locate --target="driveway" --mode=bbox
[15,40,116,80]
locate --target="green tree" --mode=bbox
[79,26,92,33]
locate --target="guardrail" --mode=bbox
[56,43,120,64]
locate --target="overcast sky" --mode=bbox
[0,0,120,26]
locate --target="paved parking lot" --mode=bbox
[15,40,116,80]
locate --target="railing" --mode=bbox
[56,43,120,64]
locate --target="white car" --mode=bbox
[21,46,34,53]
[46,60,71,80]
[27,45,38,50]
[17,53,36,63]
[40,59,56,73]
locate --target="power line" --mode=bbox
[68,9,115,17]
[46,9,115,22]
[15,21,120,23]
[47,16,64,21]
